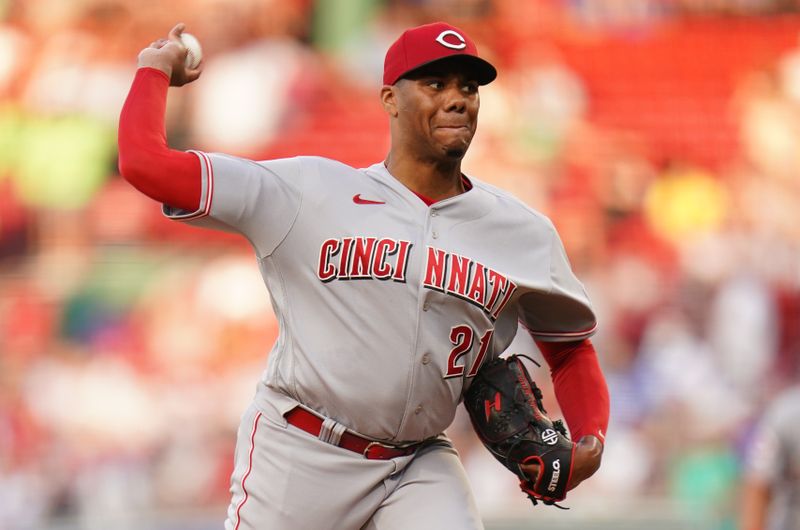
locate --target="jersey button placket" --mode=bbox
[412,207,435,426]
[430,208,439,240]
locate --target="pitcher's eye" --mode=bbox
[463,82,479,94]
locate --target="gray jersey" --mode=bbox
[747,385,800,530]
[164,153,596,443]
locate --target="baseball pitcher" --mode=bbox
[118,21,610,529]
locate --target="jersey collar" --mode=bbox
[364,162,493,221]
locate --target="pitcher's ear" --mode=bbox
[381,85,399,117]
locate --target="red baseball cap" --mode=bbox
[383,22,497,86]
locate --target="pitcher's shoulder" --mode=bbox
[290,156,374,181]
[471,179,557,233]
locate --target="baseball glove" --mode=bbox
[463,355,575,507]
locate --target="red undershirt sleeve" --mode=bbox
[118,67,201,212]
[534,338,609,445]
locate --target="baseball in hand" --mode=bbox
[180,32,203,69]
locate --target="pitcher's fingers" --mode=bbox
[186,59,204,77]
[185,69,202,83]
[168,23,186,42]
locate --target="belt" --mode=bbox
[284,407,422,460]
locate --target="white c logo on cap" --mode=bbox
[435,30,467,50]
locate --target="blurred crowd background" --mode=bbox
[2,0,800,529]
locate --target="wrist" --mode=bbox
[576,435,604,469]
[137,58,173,79]
[578,434,604,453]
[567,435,604,490]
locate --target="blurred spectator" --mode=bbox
[644,162,729,245]
[189,38,318,154]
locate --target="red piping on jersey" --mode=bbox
[200,151,214,217]
[234,411,262,530]
[533,338,609,444]
[177,150,214,220]
[118,67,202,212]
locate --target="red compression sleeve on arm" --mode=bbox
[118,67,201,212]
[534,339,609,444]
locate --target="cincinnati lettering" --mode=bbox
[317,237,412,283]
[423,246,517,321]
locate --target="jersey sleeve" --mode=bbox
[117,67,202,212]
[535,339,609,443]
[162,151,304,257]
[518,223,597,341]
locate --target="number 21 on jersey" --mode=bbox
[444,324,493,378]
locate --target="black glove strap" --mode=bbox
[520,444,574,502]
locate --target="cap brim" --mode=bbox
[397,54,497,86]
